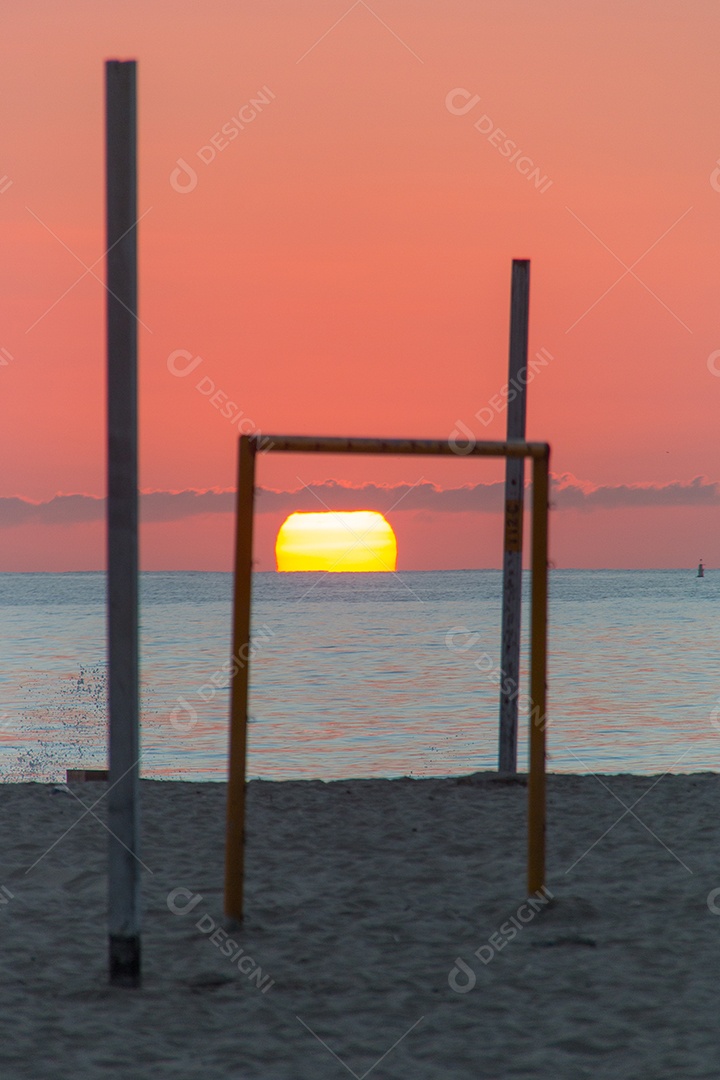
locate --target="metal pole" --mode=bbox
[224,435,256,925]
[106,59,141,987]
[527,449,549,896]
[498,259,530,773]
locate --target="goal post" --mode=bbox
[224,434,550,923]
[223,433,256,923]
[528,451,549,896]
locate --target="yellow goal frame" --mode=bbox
[224,434,550,923]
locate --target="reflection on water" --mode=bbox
[0,570,718,781]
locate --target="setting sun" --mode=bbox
[275,511,397,572]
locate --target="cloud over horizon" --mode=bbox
[2,474,720,528]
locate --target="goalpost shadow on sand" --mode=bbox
[224,434,550,925]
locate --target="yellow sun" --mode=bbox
[275,511,397,572]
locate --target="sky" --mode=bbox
[3,0,720,570]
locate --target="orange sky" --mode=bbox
[3,0,720,570]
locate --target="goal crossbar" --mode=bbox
[224,433,550,923]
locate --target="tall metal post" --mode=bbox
[106,59,141,987]
[498,260,530,774]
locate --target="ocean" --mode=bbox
[0,570,717,782]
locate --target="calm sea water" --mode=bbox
[0,570,717,781]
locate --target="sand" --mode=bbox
[1,771,719,1078]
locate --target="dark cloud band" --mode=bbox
[1,475,718,527]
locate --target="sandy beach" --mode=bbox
[1,772,719,1078]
